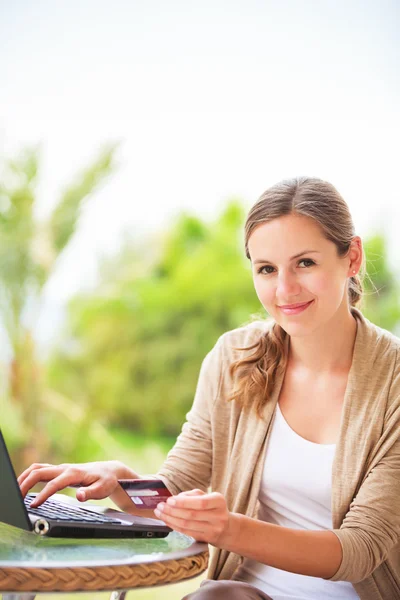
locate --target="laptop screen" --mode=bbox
[0,429,32,531]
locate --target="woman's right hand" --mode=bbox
[18,460,141,510]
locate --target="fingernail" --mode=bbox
[77,490,86,501]
[154,509,161,518]
[167,497,176,506]
[157,502,165,511]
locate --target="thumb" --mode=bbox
[76,488,87,501]
[76,481,112,502]
[179,489,206,497]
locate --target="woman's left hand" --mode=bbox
[154,489,232,546]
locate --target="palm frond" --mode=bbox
[7,146,39,185]
[0,150,38,329]
[49,143,118,254]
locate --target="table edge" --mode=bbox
[0,550,209,593]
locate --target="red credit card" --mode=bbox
[118,479,172,509]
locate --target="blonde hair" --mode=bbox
[228,176,365,416]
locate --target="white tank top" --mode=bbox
[234,402,360,599]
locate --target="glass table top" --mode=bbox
[0,522,208,568]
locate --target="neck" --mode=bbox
[287,305,358,374]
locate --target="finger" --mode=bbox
[177,489,206,497]
[17,463,54,487]
[153,509,210,533]
[167,492,222,511]
[75,479,116,502]
[156,503,203,522]
[19,466,67,497]
[28,470,91,507]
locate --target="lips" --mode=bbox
[279,301,312,309]
[278,300,314,315]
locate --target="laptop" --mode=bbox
[0,429,171,538]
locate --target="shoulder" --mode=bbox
[196,320,273,397]
[352,309,400,412]
[353,307,400,360]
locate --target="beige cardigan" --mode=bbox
[157,308,400,600]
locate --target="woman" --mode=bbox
[19,177,400,600]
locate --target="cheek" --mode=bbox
[253,278,275,304]
[309,274,331,295]
[253,271,345,304]
[312,272,344,297]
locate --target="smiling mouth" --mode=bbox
[278,301,312,309]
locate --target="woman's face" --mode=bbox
[248,213,359,337]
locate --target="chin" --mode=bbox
[285,325,319,338]
[273,314,320,338]
[276,322,310,337]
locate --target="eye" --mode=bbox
[298,258,316,268]
[257,265,275,275]
[256,258,316,275]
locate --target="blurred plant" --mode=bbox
[0,143,118,470]
[47,201,263,441]
[361,233,400,332]
[47,214,400,444]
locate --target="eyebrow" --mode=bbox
[252,250,320,264]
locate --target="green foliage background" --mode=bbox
[2,146,400,470]
[46,202,262,444]
[1,147,400,599]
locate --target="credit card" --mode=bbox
[118,479,172,509]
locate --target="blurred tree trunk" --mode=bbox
[0,143,117,472]
[9,330,48,468]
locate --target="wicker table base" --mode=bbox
[1,551,208,594]
[0,521,209,599]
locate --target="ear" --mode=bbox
[347,236,363,277]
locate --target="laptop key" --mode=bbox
[24,495,122,525]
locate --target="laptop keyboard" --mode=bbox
[25,493,122,524]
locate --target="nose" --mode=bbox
[276,269,301,300]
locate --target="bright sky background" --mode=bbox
[1,0,399,354]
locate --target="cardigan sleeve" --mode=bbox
[155,337,224,495]
[326,353,400,583]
